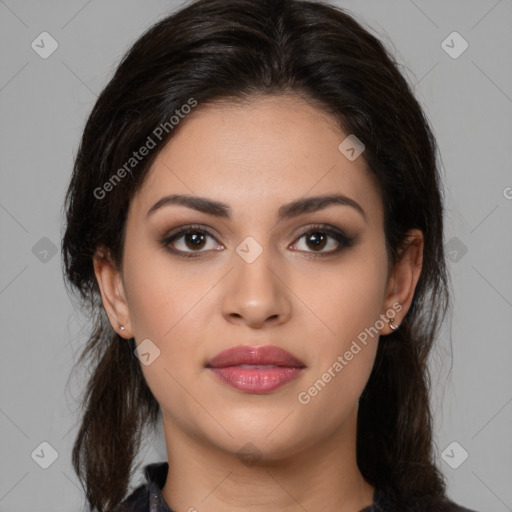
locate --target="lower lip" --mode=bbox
[208,366,304,393]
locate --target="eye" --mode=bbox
[160,223,354,259]
[160,225,223,258]
[289,224,354,256]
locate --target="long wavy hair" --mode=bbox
[61,0,453,510]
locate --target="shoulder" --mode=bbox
[369,486,482,512]
[111,483,149,512]
[111,481,150,512]
[432,499,482,512]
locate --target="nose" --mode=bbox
[221,247,292,329]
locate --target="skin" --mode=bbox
[93,94,423,512]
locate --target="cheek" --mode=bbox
[126,274,172,340]
[122,249,205,420]
[294,257,386,423]
[294,244,388,358]
[122,240,210,380]
[122,236,190,340]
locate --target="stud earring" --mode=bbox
[120,326,126,332]
[388,315,400,331]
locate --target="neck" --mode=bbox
[160,407,375,512]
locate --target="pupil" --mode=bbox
[308,232,326,250]
[187,232,205,249]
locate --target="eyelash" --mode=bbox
[160,223,354,259]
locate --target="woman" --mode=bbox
[61,0,479,511]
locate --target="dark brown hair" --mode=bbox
[61,0,453,510]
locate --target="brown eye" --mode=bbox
[304,231,328,251]
[161,225,223,257]
[183,231,207,250]
[290,225,354,256]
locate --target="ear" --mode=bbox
[380,229,424,335]
[92,246,133,338]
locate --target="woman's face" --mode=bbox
[96,94,414,461]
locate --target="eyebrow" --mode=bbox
[146,193,367,223]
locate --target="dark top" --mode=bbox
[113,462,480,512]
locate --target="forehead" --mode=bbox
[131,95,383,227]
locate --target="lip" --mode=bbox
[206,345,305,368]
[206,345,306,394]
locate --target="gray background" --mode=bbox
[1,0,511,511]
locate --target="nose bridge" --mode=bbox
[221,234,291,326]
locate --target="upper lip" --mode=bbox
[206,345,306,369]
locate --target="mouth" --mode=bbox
[205,345,306,394]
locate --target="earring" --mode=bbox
[120,326,126,332]
[388,315,400,331]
